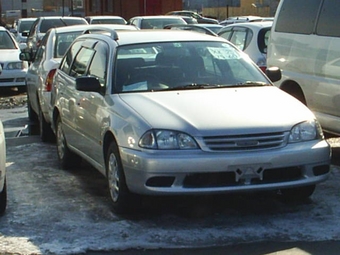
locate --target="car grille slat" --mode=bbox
[203,132,288,151]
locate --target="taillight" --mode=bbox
[259,66,267,73]
[44,69,57,92]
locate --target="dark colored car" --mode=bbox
[25,16,88,57]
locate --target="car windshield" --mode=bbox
[114,41,269,93]
[0,31,16,49]
[19,20,35,32]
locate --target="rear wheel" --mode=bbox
[106,141,139,214]
[56,116,81,169]
[39,108,55,143]
[0,178,7,216]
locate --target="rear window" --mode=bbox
[40,19,87,33]
[275,0,321,34]
[91,19,126,25]
[316,0,340,37]
[141,18,185,29]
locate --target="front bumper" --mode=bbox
[0,70,27,87]
[120,139,331,195]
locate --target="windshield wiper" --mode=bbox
[168,83,221,90]
[235,81,271,87]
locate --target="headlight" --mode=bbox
[6,62,26,70]
[289,120,323,143]
[139,130,198,149]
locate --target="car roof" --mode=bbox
[131,15,186,20]
[223,21,273,29]
[48,24,139,34]
[0,26,7,31]
[109,30,228,45]
[86,15,124,19]
[37,16,86,20]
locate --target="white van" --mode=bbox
[267,0,340,136]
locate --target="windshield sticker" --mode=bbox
[207,47,240,60]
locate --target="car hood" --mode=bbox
[118,87,315,136]
[1,49,20,61]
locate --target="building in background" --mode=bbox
[84,0,182,20]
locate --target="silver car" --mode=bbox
[51,29,331,213]
[0,119,7,215]
[21,24,139,142]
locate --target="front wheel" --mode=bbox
[0,178,7,216]
[106,142,139,214]
[56,116,81,169]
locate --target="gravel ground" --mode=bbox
[0,88,27,109]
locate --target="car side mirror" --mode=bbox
[19,51,32,62]
[76,76,102,93]
[266,67,282,83]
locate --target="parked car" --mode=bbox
[218,21,273,72]
[0,26,28,92]
[166,10,218,24]
[25,16,88,58]
[10,17,36,43]
[21,24,138,142]
[165,23,223,36]
[219,16,264,26]
[0,119,7,215]
[127,15,187,29]
[267,0,340,137]
[85,15,127,25]
[51,29,330,214]
[164,24,218,36]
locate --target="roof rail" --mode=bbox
[82,25,119,40]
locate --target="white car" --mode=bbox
[127,15,187,29]
[11,18,36,43]
[218,21,273,72]
[0,119,7,215]
[85,15,127,25]
[51,29,330,214]
[21,24,139,142]
[0,26,28,92]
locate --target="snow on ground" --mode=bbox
[0,107,340,255]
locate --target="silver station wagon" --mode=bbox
[51,29,331,213]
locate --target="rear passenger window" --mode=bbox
[88,41,108,87]
[60,40,83,74]
[316,0,340,37]
[275,0,321,34]
[70,47,94,77]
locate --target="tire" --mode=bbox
[0,178,7,216]
[56,116,81,169]
[39,108,55,143]
[279,184,316,202]
[27,94,38,122]
[106,141,139,214]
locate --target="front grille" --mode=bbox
[0,78,15,83]
[203,131,288,151]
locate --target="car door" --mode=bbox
[73,40,109,165]
[54,39,84,148]
[26,31,49,115]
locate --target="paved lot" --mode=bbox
[1,104,340,255]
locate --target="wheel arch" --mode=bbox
[103,131,118,171]
[279,80,307,105]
